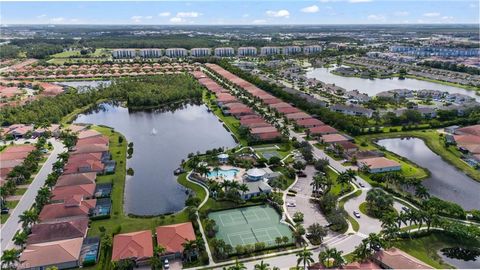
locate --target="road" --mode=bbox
[0,139,65,253]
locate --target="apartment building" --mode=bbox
[238,47,257,57]
[139,49,163,58]
[303,45,323,55]
[283,46,302,55]
[165,48,188,58]
[214,47,235,57]
[112,49,136,59]
[261,46,282,56]
[190,48,211,57]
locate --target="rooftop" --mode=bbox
[112,230,154,261]
[359,157,401,169]
[156,222,196,254]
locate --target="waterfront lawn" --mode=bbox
[357,130,480,182]
[393,232,480,269]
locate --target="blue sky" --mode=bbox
[1,1,478,25]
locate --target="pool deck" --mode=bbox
[207,165,246,183]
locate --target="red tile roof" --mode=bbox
[77,130,102,139]
[295,118,325,127]
[39,199,96,222]
[63,158,104,175]
[55,172,96,187]
[51,183,96,202]
[309,125,338,135]
[285,112,311,120]
[373,248,433,269]
[156,222,196,254]
[456,124,480,136]
[19,238,83,269]
[2,144,35,153]
[27,216,89,245]
[276,106,302,114]
[250,126,278,134]
[112,230,154,262]
[0,151,30,161]
[72,144,109,155]
[359,157,401,170]
[76,135,109,147]
[269,102,292,108]
[321,134,349,143]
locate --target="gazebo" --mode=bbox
[217,153,229,164]
[246,168,266,181]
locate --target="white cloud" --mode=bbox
[176,12,201,18]
[145,16,153,20]
[349,0,372,3]
[423,12,440,17]
[367,14,386,21]
[70,18,80,23]
[242,14,250,18]
[266,9,290,18]
[252,19,267,24]
[37,14,47,19]
[131,15,143,23]
[51,17,65,23]
[158,12,171,17]
[301,5,319,13]
[394,11,409,16]
[170,17,185,23]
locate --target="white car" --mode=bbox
[353,211,361,218]
[164,259,170,269]
[287,202,296,207]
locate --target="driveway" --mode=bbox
[0,139,65,253]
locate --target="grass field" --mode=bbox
[357,130,480,182]
[208,205,292,247]
[393,232,480,269]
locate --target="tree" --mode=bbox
[268,156,282,166]
[293,161,306,171]
[150,246,165,270]
[307,223,327,245]
[182,239,198,262]
[414,184,430,201]
[1,248,21,270]
[227,260,247,270]
[296,247,314,270]
[319,248,345,268]
[112,258,135,270]
[254,261,271,270]
[18,209,38,231]
[13,230,28,248]
[238,183,249,196]
[275,236,283,249]
[366,189,394,217]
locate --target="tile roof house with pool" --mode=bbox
[372,248,433,269]
[276,106,302,114]
[269,102,292,109]
[112,230,154,265]
[19,238,84,270]
[55,172,96,187]
[155,222,196,259]
[358,157,401,173]
[309,125,338,135]
[285,112,312,120]
[39,197,96,222]
[295,118,325,128]
[51,183,96,202]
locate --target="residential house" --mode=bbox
[39,197,96,222]
[27,217,89,245]
[51,184,96,202]
[330,104,374,118]
[372,248,433,269]
[285,112,312,121]
[111,230,154,265]
[295,118,324,128]
[55,173,96,187]
[155,222,196,260]
[309,125,338,136]
[19,238,84,270]
[358,157,401,173]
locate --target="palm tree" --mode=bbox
[414,184,430,201]
[18,209,38,230]
[101,234,113,254]
[306,223,327,245]
[296,247,314,270]
[352,241,371,262]
[13,230,28,248]
[238,183,249,197]
[34,186,51,210]
[227,260,247,270]
[254,261,271,270]
[319,248,345,268]
[1,248,21,270]
[382,223,400,241]
[112,258,135,270]
[182,239,197,262]
[275,237,283,249]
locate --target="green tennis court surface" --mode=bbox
[208,205,292,247]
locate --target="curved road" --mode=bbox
[0,139,65,254]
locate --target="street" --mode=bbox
[0,139,65,254]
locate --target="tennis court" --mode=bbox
[208,205,292,247]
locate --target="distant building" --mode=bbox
[303,45,323,55]
[390,45,480,58]
[139,49,162,58]
[214,47,235,57]
[190,48,211,57]
[358,157,401,173]
[261,46,282,56]
[165,48,188,58]
[238,47,257,57]
[112,49,136,59]
[330,104,374,118]
[283,46,302,55]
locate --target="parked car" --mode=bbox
[296,171,307,177]
[1,208,9,214]
[164,259,169,269]
[353,211,361,218]
[358,182,365,188]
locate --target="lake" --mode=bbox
[439,247,480,269]
[74,102,237,215]
[377,137,480,210]
[306,67,478,101]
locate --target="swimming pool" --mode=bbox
[207,169,239,180]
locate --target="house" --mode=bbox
[276,106,302,114]
[51,183,96,202]
[155,222,196,259]
[32,124,61,138]
[330,104,374,118]
[6,124,34,138]
[295,118,325,128]
[39,197,96,222]
[243,180,272,199]
[309,125,338,136]
[63,158,105,175]
[308,260,381,270]
[66,124,88,134]
[217,153,229,164]
[112,230,154,265]
[358,157,401,173]
[372,248,433,269]
[71,144,109,155]
[329,141,358,154]
[320,134,350,144]
[269,102,292,109]
[55,172,96,187]
[444,125,460,134]
[27,216,89,245]
[455,124,480,136]
[19,238,84,270]
[76,135,109,147]
[285,112,312,121]
[77,130,102,140]
[250,126,281,141]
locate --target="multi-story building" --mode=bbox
[139,49,163,58]
[165,48,188,58]
[390,46,480,57]
[238,47,257,57]
[303,45,323,55]
[283,46,302,55]
[261,46,282,56]
[214,47,235,57]
[112,49,136,59]
[190,48,211,57]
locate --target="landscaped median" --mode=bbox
[338,188,362,233]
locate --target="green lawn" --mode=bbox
[14,188,27,196]
[1,214,9,224]
[393,232,480,269]
[356,130,480,182]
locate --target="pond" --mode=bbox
[377,137,480,210]
[439,247,480,269]
[55,80,111,92]
[306,67,479,101]
[74,102,237,215]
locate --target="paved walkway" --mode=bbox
[0,139,65,254]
